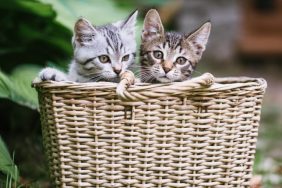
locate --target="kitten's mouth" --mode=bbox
[159,75,171,79]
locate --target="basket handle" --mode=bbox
[116,72,215,101]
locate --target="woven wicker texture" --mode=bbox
[34,73,266,188]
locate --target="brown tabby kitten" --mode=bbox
[140,9,211,83]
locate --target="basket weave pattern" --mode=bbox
[35,73,266,188]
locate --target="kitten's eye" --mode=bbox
[176,57,187,65]
[122,54,130,62]
[99,55,110,63]
[153,51,163,59]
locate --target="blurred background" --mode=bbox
[0,0,281,187]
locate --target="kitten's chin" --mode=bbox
[156,77,173,83]
[99,72,120,82]
[90,75,119,82]
[102,76,120,82]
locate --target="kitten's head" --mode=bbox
[141,9,211,83]
[72,10,138,82]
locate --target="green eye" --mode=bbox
[153,51,163,59]
[122,54,130,62]
[176,57,187,65]
[99,55,110,63]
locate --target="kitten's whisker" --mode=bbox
[133,70,151,78]
[89,74,102,79]
[90,77,102,82]
[145,77,154,83]
[193,70,203,75]
[141,73,154,83]
[140,73,151,79]
[130,66,151,71]
[134,72,141,78]
[129,64,142,67]
[139,74,149,80]
[83,71,103,77]
[129,65,151,71]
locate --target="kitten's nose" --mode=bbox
[162,61,173,74]
[113,67,121,75]
[163,66,171,74]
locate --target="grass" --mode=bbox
[253,105,282,187]
[0,137,19,188]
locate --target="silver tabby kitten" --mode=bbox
[140,9,211,83]
[39,10,138,82]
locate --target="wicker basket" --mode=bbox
[34,73,267,188]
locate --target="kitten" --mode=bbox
[140,9,211,83]
[39,10,138,83]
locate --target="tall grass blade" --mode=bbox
[0,136,19,182]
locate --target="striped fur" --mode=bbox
[39,10,138,83]
[140,9,211,83]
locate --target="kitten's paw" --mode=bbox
[39,68,67,82]
[116,70,135,100]
[135,78,141,83]
[120,70,135,85]
[116,81,127,99]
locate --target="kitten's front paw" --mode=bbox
[116,70,135,100]
[39,68,67,82]
[120,70,135,85]
[116,81,127,99]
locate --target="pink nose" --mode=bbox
[163,66,171,73]
[162,61,173,74]
[113,67,121,75]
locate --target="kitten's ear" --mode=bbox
[184,21,211,56]
[121,10,138,36]
[115,10,138,36]
[142,9,164,42]
[74,18,97,45]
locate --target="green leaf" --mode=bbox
[39,0,134,29]
[0,65,41,109]
[0,72,12,98]
[17,1,56,18]
[0,136,19,182]
[0,0,56,18]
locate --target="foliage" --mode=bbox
[254,106,282,187]
[0,0,71,109]
[0,136,19,187]
[0,0,72,72]
[40,0,132,30]
[0,65,41,109]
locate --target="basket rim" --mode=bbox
[32,75,267,91]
